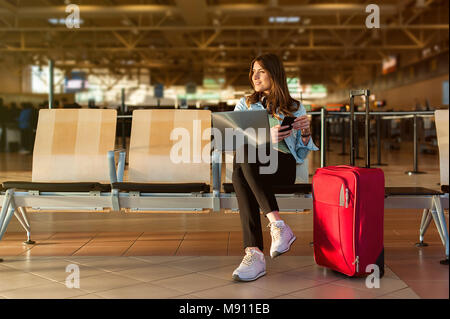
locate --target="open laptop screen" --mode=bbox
[211,110,271,151]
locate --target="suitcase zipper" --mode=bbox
[352,256,359,273]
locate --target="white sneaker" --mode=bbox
[268,220,296,259]
[232,248,266,282]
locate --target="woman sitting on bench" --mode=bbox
[232,53,318,282]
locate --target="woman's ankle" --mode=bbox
[266,211,282,223]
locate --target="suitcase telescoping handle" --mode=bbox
[349,89,371,168]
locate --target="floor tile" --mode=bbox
[165,256,241,272]
[137,232,185,241]
[247,271,325,294]
[265,256,316,273]
[281,264,343,283]
[42,263,108,283]
[123,240,181,256]
[113,263,195,282]
[331,273,409,297]
[176,240,228,256]
[377,287,421,299]
[70,272,143,294]
[152,273,231,294]
[69,294,105,299]
[0,271,54,292]
[287,283,381,299]
[404,280,449,299]
[183,231,229,241]
[64,256,154,272]
[191,283,281,299]
[197,264,239,281]
[129,256,196,265]
[273,293,304,299]
[94,282,185,299]
[0,282,88,299]
[386,259,449,281]
[90,232,143,242]
[21,243,83,256]
[0,242,34,256]
[72,241,133,256]
[43,232,97,244]
[0,256,68,272]
[170,294,202,299]
[2,232,54,241]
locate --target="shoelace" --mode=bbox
[268,222,282,241]
[242,251,256,266]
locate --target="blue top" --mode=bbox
[18,108,32,129]
[234,97,319,164]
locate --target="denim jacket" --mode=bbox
[234,97,319,164]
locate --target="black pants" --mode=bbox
[232,145,296,252]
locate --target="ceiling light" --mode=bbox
[269,16,300,24]
[48,18,83,25]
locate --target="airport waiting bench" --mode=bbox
[0,109,118,244]
[0,108,448,263]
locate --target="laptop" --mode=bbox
[211,110,271,151]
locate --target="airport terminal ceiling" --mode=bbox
[0,0,448,92]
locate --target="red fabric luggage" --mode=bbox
[312,90,385,277]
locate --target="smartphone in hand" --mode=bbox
[279,116,296,132]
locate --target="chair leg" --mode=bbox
[0,189,13,241]
[15,207,35,244]
[0,206,17,242]
[111,189,120,211]
[416,209,432,247]
[0,190,13,263]
[18,206,31,229]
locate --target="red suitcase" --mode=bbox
[312,89,385,277]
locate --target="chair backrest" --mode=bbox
[128,109,211,184]
[435,109,449,186]
[224,151,309,184]
[32,109,117,183]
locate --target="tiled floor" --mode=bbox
[0,140,448,299]
[0,255,419,299]
[0,214,447,300]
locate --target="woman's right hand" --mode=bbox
[270,125,292,144]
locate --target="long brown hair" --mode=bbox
[246,53,299,118]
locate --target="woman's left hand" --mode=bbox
[292,115,310,134]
